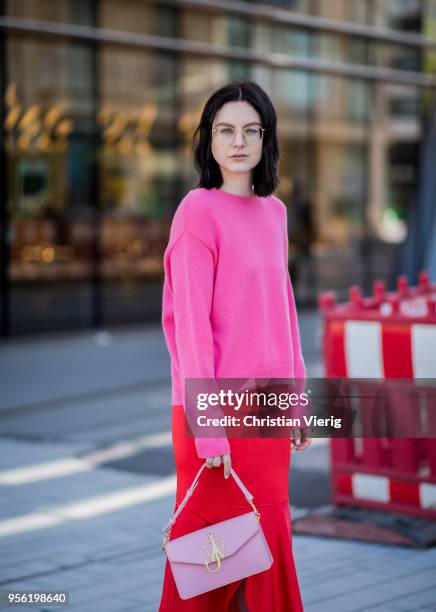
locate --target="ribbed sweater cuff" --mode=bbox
[195,436,231,459]
[288,359,309,420]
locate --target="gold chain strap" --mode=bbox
[162,526,172,551]
[248,498,261,523]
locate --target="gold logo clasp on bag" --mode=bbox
[203,531,224,572]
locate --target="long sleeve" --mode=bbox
[169,228,230,458]
[283,205,308,420]
[286,273,306,381]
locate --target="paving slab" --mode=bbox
[0,437,435,612]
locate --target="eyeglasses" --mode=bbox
[212,125,265,145]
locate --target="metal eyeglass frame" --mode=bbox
[212,126,265,145]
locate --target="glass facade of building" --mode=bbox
[1,0,435,335]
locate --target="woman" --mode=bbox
[159,80,311,611]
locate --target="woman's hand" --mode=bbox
[291,427,312,451]
[205,454,232,478]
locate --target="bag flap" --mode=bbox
[165,511,260,565]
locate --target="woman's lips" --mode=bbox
[231,155,248,159]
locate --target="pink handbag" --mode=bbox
[161,461,273,600]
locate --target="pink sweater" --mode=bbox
[161,187,306,458]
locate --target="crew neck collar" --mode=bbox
[211,187,258,202]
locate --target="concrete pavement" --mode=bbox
[0,435,435,612]
[0,313,435,611]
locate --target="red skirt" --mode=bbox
[158,404,304,612]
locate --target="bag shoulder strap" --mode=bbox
[162,461,254,533]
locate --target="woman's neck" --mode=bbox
[218,182,254,197]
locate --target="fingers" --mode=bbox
[204,454,232,479]
[223,454,231,479]
[291,427,302,448]
[300,428,312,451]
[205,455,222,468]
[291,428,312,451]
[295,438,312,451]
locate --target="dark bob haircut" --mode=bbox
[192,79,280,197]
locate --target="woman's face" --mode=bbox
[211,101,263,178]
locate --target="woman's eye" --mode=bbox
[245,129,258,135]
[220,128,233,134]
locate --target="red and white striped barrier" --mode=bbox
[328,318,436,379]
[319,271,436,520]
[334,468,436,520]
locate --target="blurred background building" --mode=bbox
[1,0,436,336]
